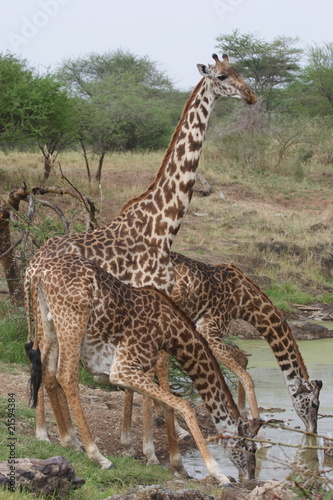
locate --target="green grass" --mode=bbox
[265,282,316,311]
[0,395,173,500]
[0,302,28,365]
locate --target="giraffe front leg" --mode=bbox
[55,352,114,469]
[111,363,231,485]
[153,399,190,441]
[35,385,50,442]
[223,343,251,417]
[155,351,190,441]
[121,389,137,458]
[142,395,159,464]
[154,351,189,476]
[208,339,260,420]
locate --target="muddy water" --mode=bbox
[183,337,333,482]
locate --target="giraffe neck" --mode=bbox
[166,307,241,432]
[119,77,217,244]
[26,78,219,296]
[229,265,309,386]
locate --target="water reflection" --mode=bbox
[183,338,333,484]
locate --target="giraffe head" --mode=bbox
[217,418,262,481]
[291,379,323,433]
[197,53,256,104]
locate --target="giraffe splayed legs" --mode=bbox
[26,254,262,484]
[121,253,322,463]
[25,53,257,455]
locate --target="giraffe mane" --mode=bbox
[228,263,310,381]
[119,78,205,214]
[141,284,241,421]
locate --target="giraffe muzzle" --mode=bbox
[243,89,256,105]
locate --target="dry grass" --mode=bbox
[0,144,332,308]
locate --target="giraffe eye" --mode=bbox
[217,75,228,81]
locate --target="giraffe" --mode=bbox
[170,253,322,431]
[122,253,322,463]
[24,53,257,442]
[26,254,263,485]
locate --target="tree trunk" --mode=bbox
[95,152,105,184]
[42,146,55,181]
[0,208,23,305]
[79,139,92,184]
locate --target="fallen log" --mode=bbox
[0,455,84,497]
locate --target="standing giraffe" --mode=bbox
[122,253,322,463]
[25,53,256,298]
[25,54,257,442]
[26,254,262,484]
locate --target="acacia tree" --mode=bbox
[215,30,303,110]
[282,42,333,118]
[307,42,333,108]
[0,53,79,179]
[57,50,180,183]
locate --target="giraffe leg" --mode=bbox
[152,399,190,440]
[110,360,231,485]
[42,361,83,452]
[153,352,190,440]
[210,340,260,419]
[35,332,83,452]
[35,383,83,450]
[154,351,189,477]
[224,344,249,417]
[142,395,159,464]
[121,389,137,458]
[56,384,84,451]
[35,385,50,441]
[55,346,114,469]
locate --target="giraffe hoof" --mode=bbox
[103,462,116,470]
[179,433,191,441]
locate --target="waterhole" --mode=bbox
[183,337,333,482]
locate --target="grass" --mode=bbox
[0,143,332,498]
[0,395,174,500]
[1,144,332,310]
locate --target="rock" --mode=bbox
[194,173,212,197]
[256,241,306,260]
[0,456,84,498]
[247,480,295,499]
[324,438,333,458]
[290,321,333,340]
[229,319,261,340]
[309,222,329,232]
[229,319,333,341]
[102,484,216,500]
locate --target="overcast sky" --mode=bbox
[1,0,332,90]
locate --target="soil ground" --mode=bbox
[1,160,332,498]
[0,364,213,468]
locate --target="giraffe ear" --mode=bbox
[237,417,265,438]
[197,64,212,76]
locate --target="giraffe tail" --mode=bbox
[25,341,42,408]
[24,269,34,344]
